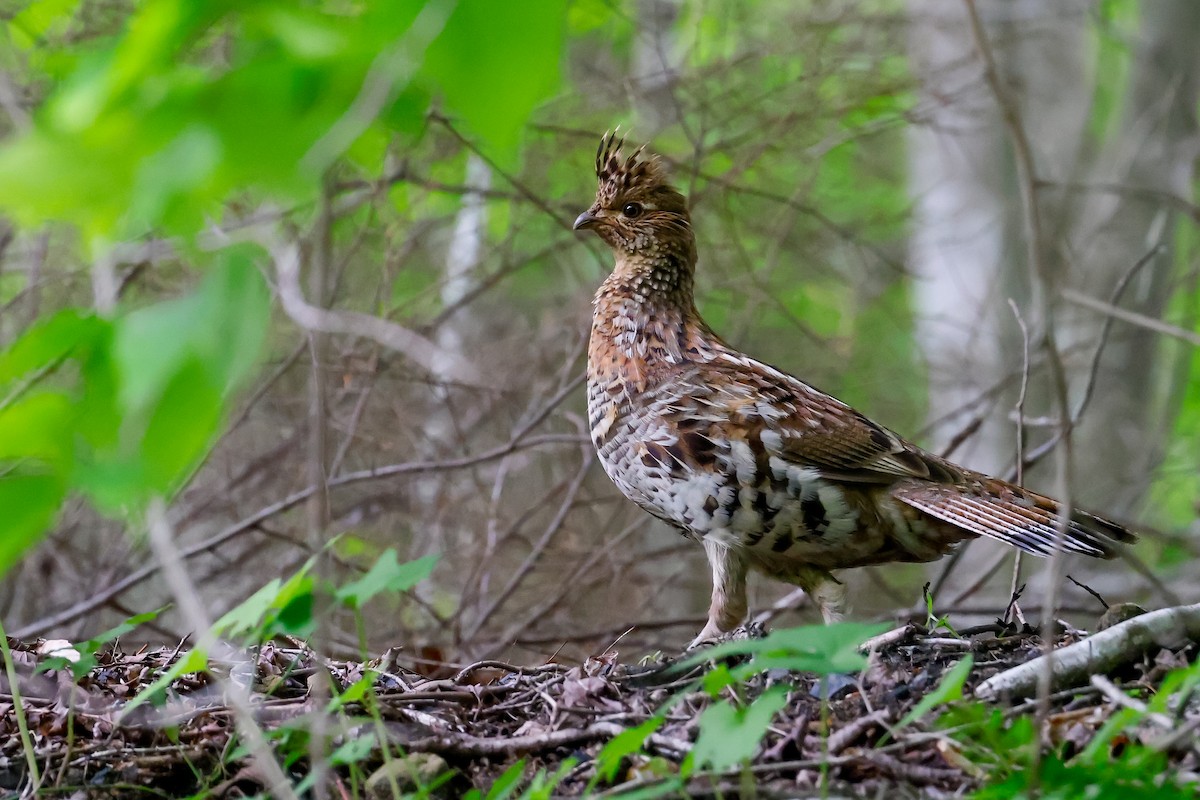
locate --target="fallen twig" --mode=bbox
[975,603,1200,700]
[827,709,891,755]
[859,624,922,653]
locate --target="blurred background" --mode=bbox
[0,0,1197,666]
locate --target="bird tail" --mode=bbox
[893,481,1136,559]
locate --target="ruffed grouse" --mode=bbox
[575,133,1135,644]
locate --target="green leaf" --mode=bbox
[329,733,377,766]
[591,716,665,785]
[213,557,317,641]
[0,392,75,467]
[674,621,887,677]
[125,125,222,233]
[328,670,379,712]
[114,254,268,414]
[0,309,107,390]
[334,551,438,609]
[893,655,974,735]
[139,357,223,494]
[423,0,566,158]
[0,473,66,577]
[214,577,282,635]
[693,686,789,772]
[484,760,526,800]
[274,588,315,636]
[700,664,736,697]
[8,0,82,50]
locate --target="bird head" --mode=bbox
[573,132,692,260]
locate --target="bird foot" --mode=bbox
[686,621,767,651]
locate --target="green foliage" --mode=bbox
[923,584,959,636]
[213,557,318,641]
[115,548,433,719]
[1081,656,1200,763]
[675,623,883,782]
[589,715,666,787]
[334,551,437,609]
[0,255,269,575]
[0,0,581,580]
[974,753,1196,800]
[0,0,571,245]
[465,758,578,800]
[471,760,526,800]
[518,758,578,800]
[890,654,973,736]
[673,621,887,680]
[0,310,110,574]
[119,646,210,717]
[939,657,1200,799]
[693,685,788,772]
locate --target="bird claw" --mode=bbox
[687,621,767,651]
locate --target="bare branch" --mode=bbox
[1062,287,1200,348]
[269,234,483,385]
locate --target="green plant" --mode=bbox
[938,656,1200,799]
[662,622,886,788]
[923,583,959,636]
[464,757,579,800]
[0,617,41,790]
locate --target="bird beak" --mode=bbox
[573,210,599,231]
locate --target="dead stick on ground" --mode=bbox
[399,720,690,759]
[827,709,892,755]
[1089,675,1176,730]
[974,603,1200,700]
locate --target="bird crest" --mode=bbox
[594,130,669,207]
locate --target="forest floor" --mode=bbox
[1,612,1198,799]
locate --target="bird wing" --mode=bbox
[654,352,1135,559]
[692,354,958,485]
[683,354,1134,558]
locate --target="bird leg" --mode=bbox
[692,537,749,646]
[805,574,847,624]
[748,559,848,625]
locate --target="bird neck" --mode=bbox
[590,250,702,379]
[606,240,697,304]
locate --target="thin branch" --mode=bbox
[465,443,595,642]
[1061,287,1200,348]
[11,430,583,639]
[1009,247,1164,474]
[1007,298,1031,608]
[270,234,484,386]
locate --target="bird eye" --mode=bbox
[621,202,643,218]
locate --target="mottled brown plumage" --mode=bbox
[575,133,1135,644]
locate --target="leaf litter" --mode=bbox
[0,616,1197,798]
